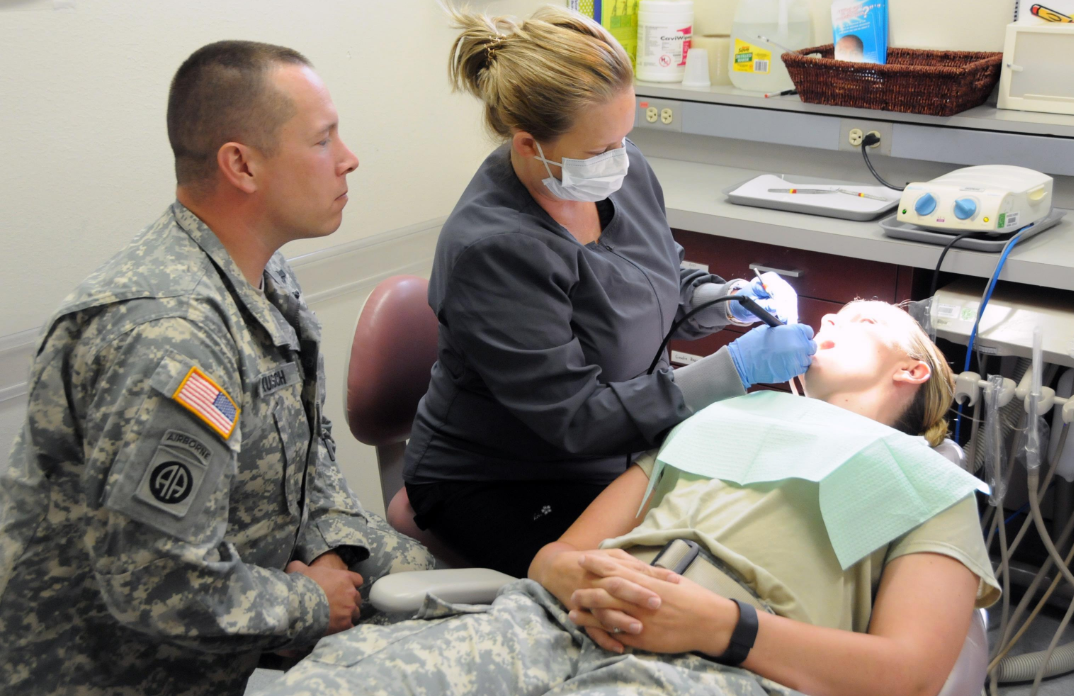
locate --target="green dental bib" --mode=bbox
[646,392,989,569]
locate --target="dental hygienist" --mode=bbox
[401,5,816,577]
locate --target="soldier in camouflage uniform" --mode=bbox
[259,580,802,696]
[0,41,433,695]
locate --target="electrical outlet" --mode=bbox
[866,130,881,148]
[838,119,893,156]
[634,98,683,132]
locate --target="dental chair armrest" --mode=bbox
[369,568,517,614]
[936,608,989,696]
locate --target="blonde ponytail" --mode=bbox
[443,3,633,141]
[923,418,951,449]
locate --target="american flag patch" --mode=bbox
[172,366,240,439]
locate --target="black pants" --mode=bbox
[406,479,609,579]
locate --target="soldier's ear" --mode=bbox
[216,142,258,195]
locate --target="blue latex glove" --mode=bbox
[728,324,817,389]
[728,272,799,325]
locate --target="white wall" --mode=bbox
[0,0,542,338]
[694,0,1015,52]
[0,0,545,508]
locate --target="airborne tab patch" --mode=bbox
[160,429,213,465]
[172,366,239,439]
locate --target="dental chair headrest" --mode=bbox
[934,439,968,470]
[345,275,439,447]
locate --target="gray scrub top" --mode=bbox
[404,141,736,485]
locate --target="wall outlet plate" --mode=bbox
[838,119,893,156]
[635,97,684,133]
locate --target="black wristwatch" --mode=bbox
[714,599,759,666]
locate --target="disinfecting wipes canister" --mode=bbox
[637,0,694,82]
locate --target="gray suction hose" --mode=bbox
[995,640,1074,683]
[1000,349,1074,693]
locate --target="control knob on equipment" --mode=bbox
[953,198,978,220]
[914,193,938,216]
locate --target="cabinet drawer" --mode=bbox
[674,229,901,304]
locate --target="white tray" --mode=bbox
[724,174,901,221]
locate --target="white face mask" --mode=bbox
[534,139,630,202]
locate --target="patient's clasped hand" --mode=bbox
[262,302,1000,696]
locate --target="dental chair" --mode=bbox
[343,275,475,568]
[347,277,987,695]
[365,437,988,696]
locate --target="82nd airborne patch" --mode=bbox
[133,429,212,518]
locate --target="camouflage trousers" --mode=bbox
[261,580,802,696]
[0,510,433,696]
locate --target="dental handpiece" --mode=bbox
[736,296,783,328]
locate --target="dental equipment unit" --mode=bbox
[947,304,1074,694]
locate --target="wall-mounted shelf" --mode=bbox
[646,157,1074,293]
[634,82,1074,177]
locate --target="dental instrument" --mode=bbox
[768,187,890,201]
[752,267,771,294]
[648,295,782,376]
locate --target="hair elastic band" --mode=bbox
[486,34,504,61]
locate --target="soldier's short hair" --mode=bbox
[167,40,312,188]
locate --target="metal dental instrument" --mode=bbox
[768,187,890,201]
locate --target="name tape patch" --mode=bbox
[257,362,301,398]
[172,366,239,439]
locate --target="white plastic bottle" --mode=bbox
[637,1,695,83]
[729,0,811,92]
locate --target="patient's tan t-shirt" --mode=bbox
[600,453,1000,633]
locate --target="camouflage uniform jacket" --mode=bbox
[0,202,379,695]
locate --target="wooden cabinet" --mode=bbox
[670,230,919,378]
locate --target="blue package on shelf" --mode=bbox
[831,0,888,65]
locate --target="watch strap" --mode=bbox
[715,598,759,666]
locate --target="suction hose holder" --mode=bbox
[955,371,1016,409]
[1014,373,1074,424]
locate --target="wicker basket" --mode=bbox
[782,45,1003,117]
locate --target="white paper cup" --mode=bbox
[691,34,732,86]
[682,47,711,87]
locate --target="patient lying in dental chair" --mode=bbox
[265,301,999,696]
